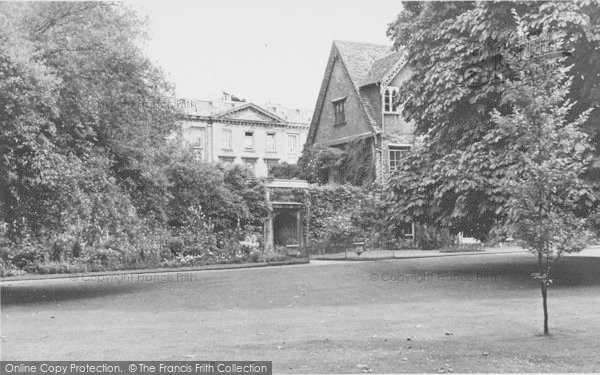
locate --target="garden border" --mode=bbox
[0,258,309,283]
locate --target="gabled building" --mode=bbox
[176,98,311,177]
[307,40,415,183]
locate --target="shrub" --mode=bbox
[0,262,27,277]
[167,236,185,256]
[440,243,484,253]
[307,184,366,240]
[414,224,455,250]
[247,250,261,263]
[82,247,123,269]
[8,240,47,270]
[239,234,261,256]
[259,251,288,263]
[31,261,89,274]
[268,162,300,179]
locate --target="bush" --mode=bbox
[440,243,484,253]
[239,234,260,254]
[83,247,123,269]
[268,162,300,179]
[259,251,289,263]
[8,240,47,270]
[247,250,261,263]
[414,224,455,250]
[167,236,185,256]
[31,261,88,275]
[307,184,366,240]
[0,262,27,277]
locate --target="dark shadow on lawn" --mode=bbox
[551,257,600,287]
[382,255,600,289]
[1,282,143,306]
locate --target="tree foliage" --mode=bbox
[0,3,270,273]
[387,1,599,335]
[497,36,594,336]
[0,2,177,243]
[267,162,301,179]
[297,138,376,186]
[386,1,600,240]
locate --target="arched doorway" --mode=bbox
[273,212,299,246]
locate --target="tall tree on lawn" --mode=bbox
[386,1,599,335]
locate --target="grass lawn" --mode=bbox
[1,253,599,373]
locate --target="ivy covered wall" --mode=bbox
[297,138,376,186]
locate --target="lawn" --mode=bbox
[1,253,599,373]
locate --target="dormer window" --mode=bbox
[332,97,346,126]
[384,87,400,113]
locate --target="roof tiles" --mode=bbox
[333,40,392,89]
[361,50,406,87]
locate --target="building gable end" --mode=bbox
[307,43,377,147]
[381,53,408,92]
[215,103,287,124]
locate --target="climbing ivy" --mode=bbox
[297,138,376,186]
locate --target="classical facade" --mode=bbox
[177,99,311,177]
[307,40,415,184]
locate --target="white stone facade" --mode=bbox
[177,99,311,177]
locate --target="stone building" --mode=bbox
[177,98,311,177]
[306,40,415,184]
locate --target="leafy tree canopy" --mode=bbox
[386,1,600,240]
[0,2,177,241]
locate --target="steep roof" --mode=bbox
[333,40,392,90]
[308,41,408,146]
[333,40,399,132]
[361,50,406,87]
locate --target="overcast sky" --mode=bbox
[131,0,403,109]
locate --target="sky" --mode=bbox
[130,0,404,109]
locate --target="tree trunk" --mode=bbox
[542,281,549,335]
[538,251,549,335]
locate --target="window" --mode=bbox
[222,129,232,149]
[190,127,206,147]
[332,98,346,125]
[401,222,414,238]
[242,157,257,176]
[266,133,276,152]
[384,87,400,113]
[244,131,254,150]
[188,127,205,161]
[389,145,410,173]
[218,156,235,165]
[264,158,279,175]
[287,134,299,155]
[193,147,203,161]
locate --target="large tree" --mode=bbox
[386,1,599,335]
[0,2,177,243]
[386,1,600,240]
